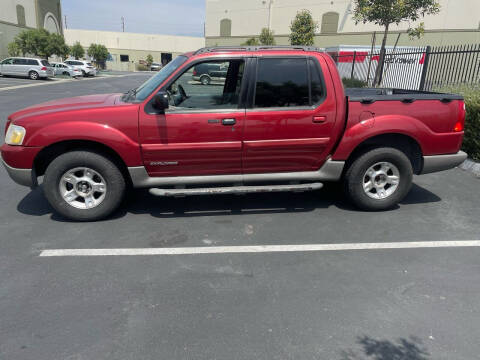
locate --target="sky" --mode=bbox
[61,0,206,37]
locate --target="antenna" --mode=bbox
[121,17,125,32]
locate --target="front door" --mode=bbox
[0,58,14,75]
[139,58,246,177]
[243,56,339,174]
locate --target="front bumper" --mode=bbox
[2,158,37,188]
[421,151,468,174]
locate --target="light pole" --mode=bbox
[267,0,274,30]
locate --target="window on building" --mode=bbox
[120,55,129,62]
[220,18,232,37]
[321,12,339,34]
[254,58,310,108]
[16,5,26,27]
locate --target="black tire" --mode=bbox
[343,147,413,211]
[63,71,70,76]
[43,151,126,221]
[29,71,39,80]
[81,70,86,77]
[200,75,210,85]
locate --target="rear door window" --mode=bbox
[27,59,38,65]
[309,58,325,104]
[254,58,309,108]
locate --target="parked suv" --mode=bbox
[192,62,228,85]
[0,57,54,80]
[1,46,467,221]
[64,60,96,76]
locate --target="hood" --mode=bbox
[9,93,121,122]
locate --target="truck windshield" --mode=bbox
[134,55,188,101]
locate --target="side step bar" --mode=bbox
[149,182,323,197]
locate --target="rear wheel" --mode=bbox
[29,71,39,80]
[343,147,413,211]
[43,151,126,221]
[200,75,210,85]
[63,71,70,76]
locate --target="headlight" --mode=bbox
[5,124,26,145]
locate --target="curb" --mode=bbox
[459,158,480,178]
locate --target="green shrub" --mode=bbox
[435,85,480,161]
[342,77,368,88]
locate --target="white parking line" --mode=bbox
[39,240,480,257]
[0,74,130,92]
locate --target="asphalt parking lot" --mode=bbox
[1,73,480,360]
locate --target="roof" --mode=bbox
[193,46,325,55]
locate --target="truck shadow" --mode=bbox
[340,335,430,360]
[17,183,441,222]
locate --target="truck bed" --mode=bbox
[345,88,463,103]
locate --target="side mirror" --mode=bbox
[152,91,169,111]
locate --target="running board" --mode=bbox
[149,182,323,197]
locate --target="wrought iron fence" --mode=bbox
[329,44,480,91]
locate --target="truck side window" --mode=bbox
[309,58,325,104]
[166,59,245,110]
[254,58,309,108]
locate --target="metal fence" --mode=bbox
[329,44,480,91]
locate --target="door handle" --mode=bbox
[222,118,236,125]
[313,116,327,123]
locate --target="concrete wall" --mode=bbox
[64,29,205,71]
[0,0,37,28]
[0,0,62,60]
[206,0,480,37]
[206,29,480,48]
[205,0,480,47]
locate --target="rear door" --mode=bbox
[138,57,248,177]
[243,55,338,174]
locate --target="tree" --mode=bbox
[259,28,276,45]
[289,10,317,46]
[146,54,153,66]
[241,37,259,46]
[10,29,69,59]
[46,33,69,60]
[7,42,21,56]
[353,0,440,86]
[70,42,85,60]
[87,43,109,69]
[12,28,50,58]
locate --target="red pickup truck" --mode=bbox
[1,46,467,221]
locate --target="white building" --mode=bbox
[64,29,205,71]
[0,0,63,60]
[205,0,480,47]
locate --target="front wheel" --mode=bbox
[343,147,413,211]
[43,151,126,221]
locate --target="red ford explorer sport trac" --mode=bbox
[1,46,467,221]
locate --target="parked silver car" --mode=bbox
[64,60,97,76]
[150,62,162,71]
[51,62,82,77]
[0,57,55,80]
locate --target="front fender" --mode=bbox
[24,121,142,166]
[332,114,463,160]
